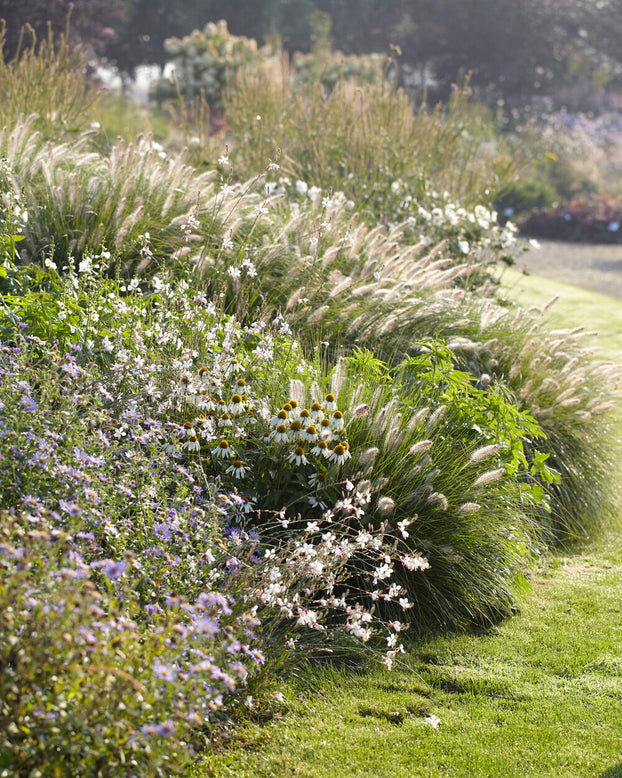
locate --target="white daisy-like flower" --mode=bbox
[183,434,200,452]
[228,394,245,416]
[330,443,351,465]
[323,393,337,413]
[218,413,233,429]
[213,439,236,459]
[272,424,289,444]
[288,446,308,467]
[226,459,248,479]
[288,419,304,441]
[271,409,289,429]
[311,440,329,458]
[309,402,324,422]
[162,435,178,455]
[301,424,319,443]
[329,410,345,430]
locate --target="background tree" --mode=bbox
[0,0,127,61]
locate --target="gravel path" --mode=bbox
[514,239,622,300]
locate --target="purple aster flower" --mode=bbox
[194,616,219,636]
[59,499,82,518]
[61,362,86,377]
[153,662,178,683]
[21,396,38,411]
[152,521,172,542]
[99,559,127,580]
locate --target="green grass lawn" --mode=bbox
[198,534,622,778]
[194,272,622,778]
[499,266,622,361]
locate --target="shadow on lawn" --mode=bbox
[601,766,622,777]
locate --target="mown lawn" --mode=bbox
[196,272,622,778]
[198,533,622,778]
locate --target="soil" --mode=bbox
[514,240,622,300]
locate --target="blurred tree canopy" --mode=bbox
[1,0,621,102]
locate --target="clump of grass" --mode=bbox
[0,17,99,137]
[224,60,513,219]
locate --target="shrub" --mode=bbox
[151,20,273,108]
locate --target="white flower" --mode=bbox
[402,554,430,571]
[213,439,236,459]
[226,460,248,479]
[424,714,441,729]
[295,180,308,195]
[458,239,470,254]
[330,443,351,465]
[288,446,308,466]
[183,434,200,452]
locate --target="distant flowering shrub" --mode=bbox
[152,20,272,107]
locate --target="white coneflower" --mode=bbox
[182,421,195,438]
[214,439,236,459]
[472,468,505,488]
[409,439,433,456]
[183,434,201,452]
[311,440,329,458]
[302,424,319,443]
[376,495,395,518]
[458,502,481,514]
[469,444,500,464]
[272,424,289,444]
[163,435,177,454]
[309,401,324,422]
[330,410,345,430]
[218,413,233,429]
[289,446,308,466]
[228,394,245,416]
[319,417,332,437]
[288,419,304,442]
[308,471,325,488]
[226,459,248,479]
[271,408,289,429]
[287,400,301,419]
[330,443,351,466]
[324,393,337,413]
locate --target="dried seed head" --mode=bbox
[376,496,395,518]
[409,439,433,456]
[425,405,446,433]
[469,444,500,464]
[472,468,505,488]
[458,502,481,514]
[358,447,379,469]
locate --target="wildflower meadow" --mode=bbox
[1,19,621,777]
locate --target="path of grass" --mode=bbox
[194,272,622,778]
[198,534,622,778]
